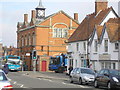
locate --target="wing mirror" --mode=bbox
[104,73,109,77]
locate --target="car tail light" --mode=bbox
[2,85,13,90]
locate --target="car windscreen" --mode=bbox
[81,69,95,75]
[0,72,8,81]
[109,70,120,76]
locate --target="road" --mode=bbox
[7,72,102,89]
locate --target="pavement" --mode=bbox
[18,71,69,81]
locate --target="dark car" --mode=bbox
[94,69,120,89]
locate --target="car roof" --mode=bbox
[102,69,119,71]
[74,67,91,69]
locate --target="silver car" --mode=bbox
[70,67,95,84]
[0,69,13,90]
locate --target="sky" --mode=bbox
[0,0,119,47]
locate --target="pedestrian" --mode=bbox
[68,65,73,75]
[89,63,92,69]
[2,64,9,75]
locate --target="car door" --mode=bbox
[102,69,110,86]
[71,68,77,81]
[74,68,80,82]
[96,69,105,86]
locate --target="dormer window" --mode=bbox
[115,43,119,50]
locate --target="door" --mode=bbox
[102,69,110,86]
[71,68,77,81]
[75,68,80,82]
[97,69,105,85]
[41,61,47,72]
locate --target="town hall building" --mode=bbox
[17,1,79,71]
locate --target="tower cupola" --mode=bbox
[35,0,46,20]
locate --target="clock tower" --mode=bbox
[36,0,46,20]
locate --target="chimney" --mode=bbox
[31,10,36,19]
[24,14,28,23]
[95,0,108,15]
[74,13,78,21]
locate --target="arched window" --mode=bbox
[53,28,68,38]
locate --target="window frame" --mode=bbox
[104,39,108,52]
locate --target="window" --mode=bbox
[101,62,104,69]
[53,28,68,38]
[32,33,35,45]
[21,36,24,47]
[115,43,119,50]
[99,70,104,75]
[27,35,29,45]
[104,40,108,52]
[104,70,109,75]
[112,63,116,69]
[94,40,98,52]
[25,35,27,46]
[76,43,79,51]
[83,42,86,51]
[29,35,31,45]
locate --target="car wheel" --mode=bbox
[94,80,99,88]
[78,78,82,85]
[107,82,112,89]
[70,77,73,83]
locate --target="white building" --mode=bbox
[67,0,119,72]
[90,19,120,71]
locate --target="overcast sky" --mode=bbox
[0,0,119,47]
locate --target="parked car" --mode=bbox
[70,67,95,84]
[0,69,13,90]
[94,69,120,89]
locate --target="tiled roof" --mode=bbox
[107,18,120,24]
[106,22,120,42]
[18,14,54,29]
[18,10,79,30]
[68,7,113,43]
[96,25,103,41]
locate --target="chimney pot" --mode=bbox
[74,13,78,21]
[24,14,28,23]
[31,10,36,19]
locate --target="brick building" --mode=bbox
[0,42,3,58]
[17,1,79,71]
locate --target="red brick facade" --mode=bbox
[17,4,79,71]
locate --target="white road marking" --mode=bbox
[38,78,41,80]
[49,80,53,82]
[13,81,17,84]
[62,82,66,84]
[20,85,24,87]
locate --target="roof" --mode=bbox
[18,10,79,31]
[106,22,120,42]
[68,7,118,43]
[36,0,45,9]
[96,25,103,41]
